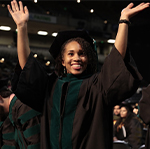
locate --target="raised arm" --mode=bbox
[115,2,150,59]
[7,0,30,69]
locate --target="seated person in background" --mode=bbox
[0,78,41,149]
[139,85,150,149]
[133,102,147,129]
[114,103,144,149]
[113,105,120,125]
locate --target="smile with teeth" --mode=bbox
[71,64,82,69]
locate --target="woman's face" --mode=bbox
[120,107,128,118]
[62,41,88,75]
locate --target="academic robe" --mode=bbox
[0,96,41,149]
[139,85,150,149]
[11,46,142,149]
[114,114,143,149]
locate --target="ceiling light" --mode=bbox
[90,9,94,13]
[37,31,48,36]
[34,0,37,3]
[0,58,5,63]
[52,32,58,37]
[34,54,37,58]
[104,20,108,24]
[107,39,115,44]
[77,0,80,3]
[0,26,11,31]
[45,61,50,66]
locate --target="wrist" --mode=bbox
[17,22,28,30]
[120,14,130,21]
[118,19,131,26]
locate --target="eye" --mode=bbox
[79,51,85,56]
[68,52,74,56]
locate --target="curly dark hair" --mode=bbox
[0,90,12,98]
[55,37,98,76]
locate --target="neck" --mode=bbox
[9,93,15,105]
[5,94,15,114]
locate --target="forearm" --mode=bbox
[114,11,129,59]
[17,23,30,69]
[114,22,128,59]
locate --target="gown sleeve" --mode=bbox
[10,97,41,148]
[139,85,150,124]
[11,52,55,112]
[125,118,143,149]
[90,45,142,106]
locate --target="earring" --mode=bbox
[64,67,66,74]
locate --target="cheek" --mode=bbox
[82,57,88,65]
[62,56,67,67]
[124,113,127,117]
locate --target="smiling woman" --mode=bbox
[61,40,88,75]
[55,36,98,76]
[8,0,149,148]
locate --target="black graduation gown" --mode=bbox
[114,114,143,149]
[11,46,142,149]
[0,96,41,149]
[139,85,150,149]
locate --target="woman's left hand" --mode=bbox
[120,2,150,20]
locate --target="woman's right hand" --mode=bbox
[7,0,29,28]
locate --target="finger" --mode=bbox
[137,2,145,7]
[126,3,134,9]
[7,5,13,14]
[24,6,29,15]
[13,0,20,11]
[11,1,17,12]
[136,3,150,11]
[19,1,23,12]
[136,2,149,9]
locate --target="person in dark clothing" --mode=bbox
[114,103,144,149]
[113,105,121,125]
[0,78,41,148]
[139,85,150,149]
[7,0,149,148]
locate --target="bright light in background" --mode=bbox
[52,32,58,37]
[0,58,5,63]
[104,20,108,24]
[90,9,94,13]
[77,0,80,3]
[45,61,50,66]
[107,39,115,44]
[33,54,38,58]
[37,31,48,36]
[34,0,37,3]
[0,26,11,31]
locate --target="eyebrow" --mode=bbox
[67,50,74,53]
[67,49,83,53]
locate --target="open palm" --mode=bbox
[7,0,29,26]
[121,2,150,19]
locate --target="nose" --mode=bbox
[73,54,80,61]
